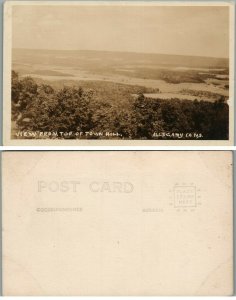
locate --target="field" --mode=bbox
[13,49,229,100]
[11,49,229,140]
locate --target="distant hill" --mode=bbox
[12,48,228,70]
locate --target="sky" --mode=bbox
[12,4,229,58]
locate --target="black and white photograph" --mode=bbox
[3,1,234,145]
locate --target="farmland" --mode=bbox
[11,49,229,140]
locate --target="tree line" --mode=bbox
[12,71,229,140]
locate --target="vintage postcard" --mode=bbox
[2,151,233,295]
[3,1,235,145]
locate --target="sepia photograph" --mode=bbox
[3,1,235,145]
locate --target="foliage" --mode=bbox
[11,71,229,140]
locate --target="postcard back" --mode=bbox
[2,151,233,295]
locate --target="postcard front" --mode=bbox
[2,151,233,295]
[3,1,235,145]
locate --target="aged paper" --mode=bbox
[3,1,235,145]
[2,151,233,295]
